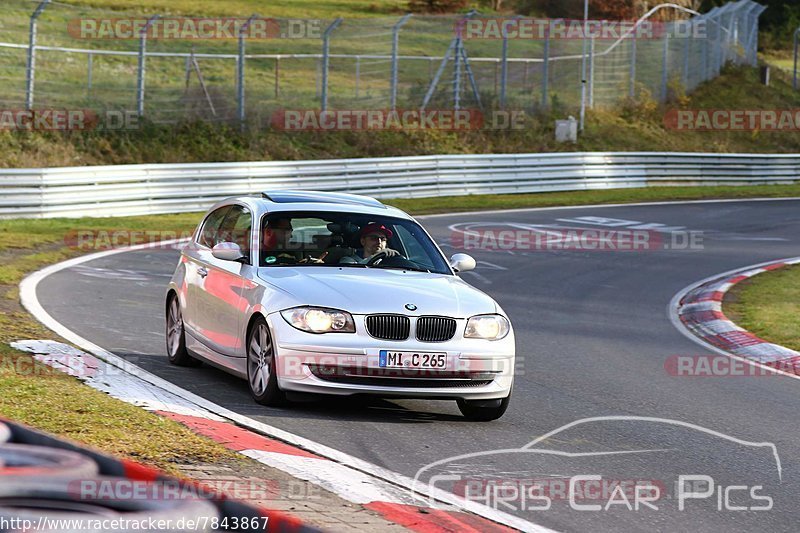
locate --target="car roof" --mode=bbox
[229,190,411,219]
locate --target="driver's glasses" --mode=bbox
[366,234,387,241]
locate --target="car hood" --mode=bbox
[256,267,498,317]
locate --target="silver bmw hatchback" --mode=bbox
[166,190,515,420]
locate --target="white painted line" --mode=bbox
[19,239,551,533]
[242,450,417,506]
[417,197,800,220]
[668,256,800,382]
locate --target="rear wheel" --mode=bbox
[166,294,200,367]
[457,394,511,422]
[247,317,287,406]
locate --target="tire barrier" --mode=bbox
[0,477,219,533]
[0,418,320,533]
[0,444,99,478]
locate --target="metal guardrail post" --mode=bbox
[579,0,588,131]
[500,22,509,109]
[682,25,691,88]
[136,15,160,117]
[629,31,637,98]
[25,0,50,110]
[588,35,595,108]
[794,27,799,90]
[87,53,93,97]
[453,37,462,111]
[542,25,550,108]
[321,18,343,112]
[238,14,259,132]
[390,14,412,111]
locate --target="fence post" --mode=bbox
[321,18,343,112]
[588,35,595,108]
[355,56,360,98]
[500,23,509,108]
[794,27,799,90]
[25,0,50,110]
[87,52,93,98]
[500,15,520,110]
[275,57,281,98]
[661,32,670,102]
[579,0,588,131]
[541,25,550,109]
[390,14,412,111]
[238,14,258,132]
[682,26,690,89]
[629,31,637,98]
[453,37,462,111]
[136,15,160,117]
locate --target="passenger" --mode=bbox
[262,218,325,265]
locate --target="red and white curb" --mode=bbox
[17,240,552,533]
[671,257,800,377]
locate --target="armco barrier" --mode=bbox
[1,152,799,219]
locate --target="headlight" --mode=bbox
[281,306,355,334]
[464,314,510,340]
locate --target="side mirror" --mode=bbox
[212,242,246,262]
[449,253,476,273]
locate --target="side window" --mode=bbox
[197,206,232,249]
[219,205,252,260]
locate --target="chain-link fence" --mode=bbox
[0,0,766,130]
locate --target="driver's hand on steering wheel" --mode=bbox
[377,248,400,258]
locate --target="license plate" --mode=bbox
[379,350,447,369]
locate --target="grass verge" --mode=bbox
[724,264,800,353]
[2,185,798,471]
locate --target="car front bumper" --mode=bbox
[267,313,515,400]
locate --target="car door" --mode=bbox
[183,205,231,339]
[192,204,253,357]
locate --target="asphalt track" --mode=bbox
[36,199,800,532]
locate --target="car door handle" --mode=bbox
[197,267,209,278]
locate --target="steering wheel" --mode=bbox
[366,251,389,266]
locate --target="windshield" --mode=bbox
[258,211,451,275]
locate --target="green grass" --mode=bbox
[724,265,800,352]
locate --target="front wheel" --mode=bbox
[247,317,287,407]
[457,394,510,421]
[166,294,200,367]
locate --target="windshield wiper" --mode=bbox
[369,265,432,273]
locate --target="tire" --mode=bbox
[0,444,99,478]
[166,293,200,367]
[246,317,287,407]
[457,394,511,422]
[0,422,10,444]
[0,477,218,532]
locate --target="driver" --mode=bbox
[357,223,400,261]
